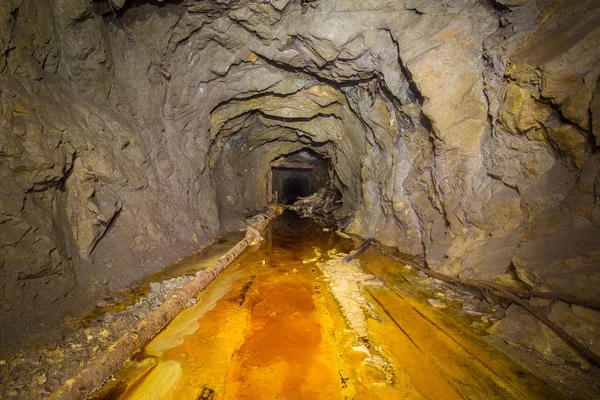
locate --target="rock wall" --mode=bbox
[0,0,599,357]
[0,0,220,356]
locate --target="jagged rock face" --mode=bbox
[0,0,598,355]
[0,0,221,354]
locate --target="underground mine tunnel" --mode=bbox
[1,0,600,399]
[270,149,329,204]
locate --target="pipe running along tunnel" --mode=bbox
[3,1,600,399]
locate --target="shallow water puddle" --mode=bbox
[90,215,559,400]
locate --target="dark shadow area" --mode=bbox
[281,176,311,204]
[271,148,330,205]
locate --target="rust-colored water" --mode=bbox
[90,214,559,400]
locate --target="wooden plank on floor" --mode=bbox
[366,286,522,399]
[365,282,562,399]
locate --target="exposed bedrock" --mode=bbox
[0,0,599,358]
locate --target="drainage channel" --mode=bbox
[50,206,282,400]
[82,211,557,400]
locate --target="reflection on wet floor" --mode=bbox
[90,213,559,400]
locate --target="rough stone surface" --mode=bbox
[0,273,195,399]
[489,304,590,368]
[0,0,599,374]
[486,303,600,400]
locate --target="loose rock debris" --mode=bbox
[309,248,394,384]
[0,274,194,399]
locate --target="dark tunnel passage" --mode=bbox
[271,149,330,205]
[281,176,311,204]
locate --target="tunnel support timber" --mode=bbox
[49,205,282,400]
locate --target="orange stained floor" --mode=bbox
[90,215,560,400]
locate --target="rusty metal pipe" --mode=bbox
[49,204,282,400]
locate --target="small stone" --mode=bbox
[476,299,490,311]
[491,274,529,291]
[154,282,165,292]
[428,280,443,290]
[111,0,127,9]
[462,298,479,311]
[443,289,455,299]
[36,373,47,385]
[103,314,115,323]
[492,306,506,319]
[96,299,111,308]
[427,298,447,309]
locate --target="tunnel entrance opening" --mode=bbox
[269,149,330,205]
[281,177,310,204]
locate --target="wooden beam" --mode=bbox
[270,161,314,170]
